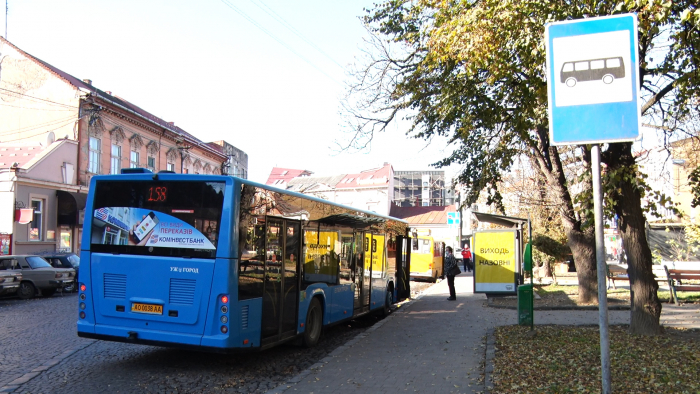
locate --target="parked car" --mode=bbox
[0,255,75,299]
[41,253,80,292]
[0,259,23,296]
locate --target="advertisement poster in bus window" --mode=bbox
[92,207,215,250]
[474,231,517,294]
[303,230,339,282]
[364,235,372,277]
[371,234,385,278]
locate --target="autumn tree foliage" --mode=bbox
[343,0,699,335]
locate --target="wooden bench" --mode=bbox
[664,265,700,304]
[606,264,629,289]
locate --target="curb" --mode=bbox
[484,328,496,394]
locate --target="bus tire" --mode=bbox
[302,298,322,348]
[565,77,577,87]
[18,282,36,300]
[381,290,393,316]
[602,74,614,84]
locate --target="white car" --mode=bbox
[0,255,75,299]
[0,260,22,296]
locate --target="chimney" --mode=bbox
[168,122,175,127]
[82,79,92,85]
[105,91,112,95]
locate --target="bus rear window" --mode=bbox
[90,180,225,258]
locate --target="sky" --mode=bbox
[1,0,458,184]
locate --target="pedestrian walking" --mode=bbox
[444,246,459,300]
[461,246,472,272]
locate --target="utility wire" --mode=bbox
[0,114,77,136]
[218,0,342,86]
[0,118,77,143]
[0,101,76,111]
[249,0,344,69]
[0,87,78,109]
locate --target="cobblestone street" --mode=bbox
[0,293,396,393]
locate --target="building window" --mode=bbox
[29,199,44,241]
[88,137,100,174]
[147,156,155,170]
[130,151,139,168]
[167,162,175,172]
[111,144,122,174]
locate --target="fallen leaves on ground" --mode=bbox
[493,325,700,393]
[488,285,632,309]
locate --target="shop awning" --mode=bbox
[57,190,88,226]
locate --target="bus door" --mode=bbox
[353,232,370,314]
[261,218,300,344]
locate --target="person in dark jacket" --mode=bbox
[444,246,458,300]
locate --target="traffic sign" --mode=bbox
[446,212,460,225]
[545,14,641,145]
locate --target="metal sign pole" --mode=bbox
[592,144,611,394]
[528,216,533,331]
[545,14,639,394]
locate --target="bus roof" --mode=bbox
[89,171,408,225]
[237,177,408,225]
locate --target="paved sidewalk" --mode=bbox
[268,272,700,394]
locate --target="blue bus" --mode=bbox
[77,169,410,351]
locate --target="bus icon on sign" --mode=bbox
[560,56,625,87]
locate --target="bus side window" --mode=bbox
[238,222,265,300]
[574,61,589,71]
[606,58,621,68]
[590,60,605,70]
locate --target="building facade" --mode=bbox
[0,37,244,255]
[211,140,249,178]
[393,170,448,207]
[389,204,459,250]
[267,164,395,216]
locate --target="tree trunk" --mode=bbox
[605,143,662,335]
[568,229,598,303]
[533,142,598,303]
[542,261,552,277]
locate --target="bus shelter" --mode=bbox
[471,212,528,295]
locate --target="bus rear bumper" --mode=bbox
[78,325,258,353]
[78,331,259,353]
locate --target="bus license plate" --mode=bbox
[131,303,163,315]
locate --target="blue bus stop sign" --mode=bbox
[545,14,641,146]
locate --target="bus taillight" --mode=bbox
[219,294,229,334]
[79,283,87,319]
